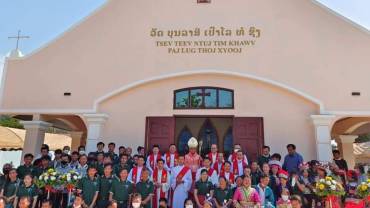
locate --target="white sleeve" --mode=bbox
[163,155,170,171]
[170,169,177,190]
[128,169,133,183]
[195,168,201,182]
[162,171,171,192]
[211,171,218,186]
[244,155,249,165]
[146,156,153,173]
[184,170,192,192]
[228,155,232,163]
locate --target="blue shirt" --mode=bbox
[283,153,303,173]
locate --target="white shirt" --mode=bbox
[211,153,217,164]
[237,160,244,176]
[128,166,143,184]
[258,184,266,205]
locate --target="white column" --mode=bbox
[82,114,108,153]
[20,121,52,159]
[311,115,336,162]
[339,135,357,170]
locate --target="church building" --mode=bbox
[2,0,370,165]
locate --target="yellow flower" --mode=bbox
[319,184,325,190]
[325,176,332,181]
[361,185,368,191]
[367,179,370,183]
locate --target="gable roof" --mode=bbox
[6,0,369,61]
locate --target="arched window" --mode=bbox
[178,127,192,154]
[174,87,234,109]
[198,119,218,157]
[223,127,233,159]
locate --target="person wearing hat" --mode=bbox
[277,170,290,199]
[184,137,202,183]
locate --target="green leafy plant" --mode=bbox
[0,116,23,129]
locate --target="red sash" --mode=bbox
[176,166,190,182]
[213,162,224,174]
[172,166,190,208]
[132,167,144,184]
[231,152,237,162]
[233,159,247,175]
[207,152,218,164]
[207,168,215,177]
[149,153,161,170]
[153,168,168,208]
[165,152,178,168]
[220,171,235,184]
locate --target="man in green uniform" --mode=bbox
[77,166,99,208]
[14,174,38,208]
[106,142,119,165]
[113,154,132,176]
[96,152,105,176]
[32,156,51,178]
[97,164,114,208]
[213,176,233,207]
[17,154,35,179]
[194,169,214,208]
[109,168,133,208]
[2,168,19,207]
[135,169,154,208]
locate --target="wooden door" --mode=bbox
[233,117,264,162]
[145,117,175,154]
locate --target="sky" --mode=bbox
[0,0,370,75]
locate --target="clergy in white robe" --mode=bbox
[146,145,161,173]
[195,157,219,185]
[162,144,178,171]
[152,159,170,208]
[171,155,192,208]
[128,155,145,184]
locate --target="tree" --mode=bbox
[0,116,23,129]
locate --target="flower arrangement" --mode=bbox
[35,169,61,190]
[315,176,345,197]
[35,169,62,199]
[356,179,370,199]
[60,170,82,191]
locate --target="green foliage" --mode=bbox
[0,116,23,129]
[355,134,370,143]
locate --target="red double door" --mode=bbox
[145,117,264,161]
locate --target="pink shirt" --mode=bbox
[233,187,261,204]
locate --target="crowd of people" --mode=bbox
[0,137,369,208]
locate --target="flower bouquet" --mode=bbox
[356,179,370,204]
[35,169,61,199]
[60,170,82,206]
[315,176,345,208]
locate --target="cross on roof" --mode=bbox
[8,30,30,50]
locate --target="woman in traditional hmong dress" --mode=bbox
[232,175,261,208]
